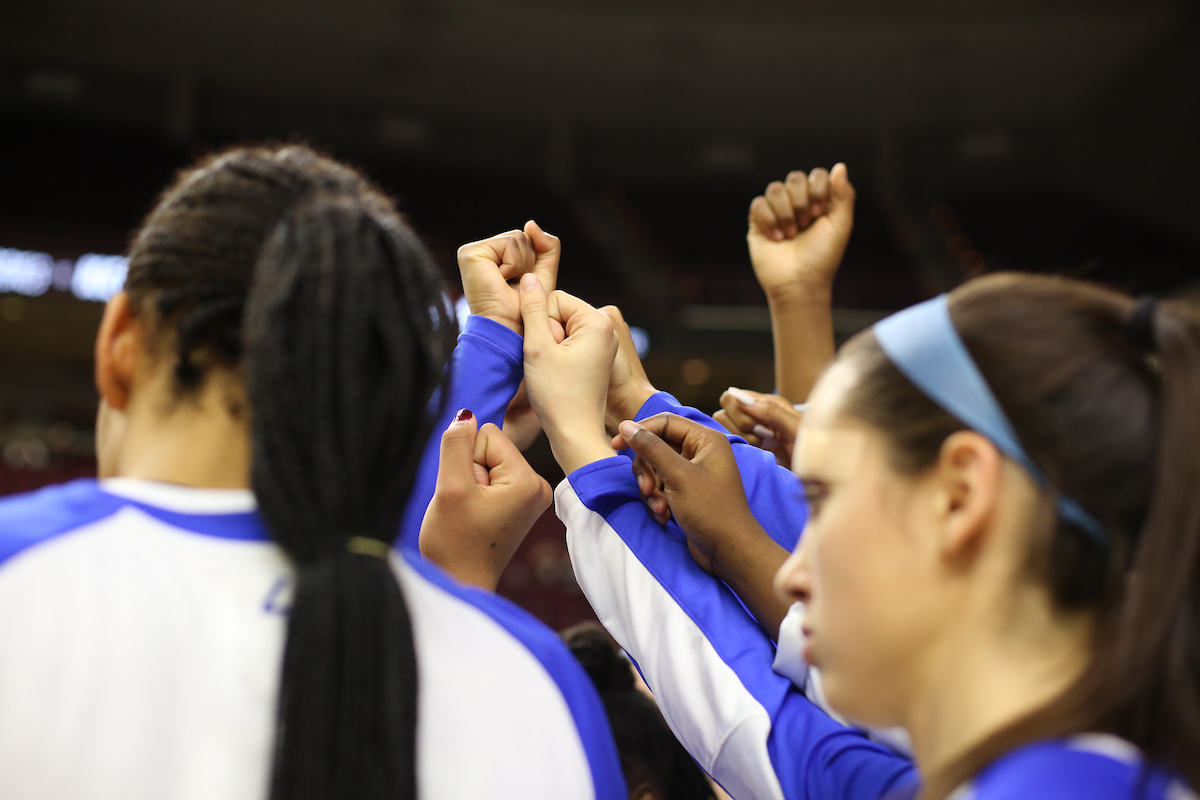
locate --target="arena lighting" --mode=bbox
[0,247,128,302]
[0,248,54,296]
[71,254,128,302]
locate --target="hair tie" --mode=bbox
[1128,296,1158,352]
[347,536,393,559]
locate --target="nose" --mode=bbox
[774,532,812,605]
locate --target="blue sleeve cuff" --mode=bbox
[460,314,524,372]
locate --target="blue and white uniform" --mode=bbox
[417,317,915,799]
[947,735,1194,800]
[0,478,623,800]
[558,392,918,800]
[0,312,624,800]
[554,399,1200,800]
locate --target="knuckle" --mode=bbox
[437,482,469,505]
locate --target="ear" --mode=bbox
[94,292,143,411]
[931,430,1002,563]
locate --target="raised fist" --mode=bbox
[747,164,855,300]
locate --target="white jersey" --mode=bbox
[0,478,623,800]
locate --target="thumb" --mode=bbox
[473,422,530,483]
[828,163,856,232]
[618,420,691,487]
[524,219,561,292]
[518,272,556,351]
[434,409,480,497]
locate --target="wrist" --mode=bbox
[429,554,502,592]
[544,423,616,475]
[763,279,833,308]
[480,315,522,335]
[606,380,657,430]
[708,519,776,586]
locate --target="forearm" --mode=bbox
[767,282,835,405]
[544,421,617,476]
[558,459,916,800]
[398,316,524,549]
[712,524,792,637]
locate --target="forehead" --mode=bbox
[793,360,872,477]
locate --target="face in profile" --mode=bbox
[775,358,950,729]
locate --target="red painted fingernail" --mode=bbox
[454,409,473,422]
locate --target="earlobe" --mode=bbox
[935,431,1001,562]
[94,292,141,411]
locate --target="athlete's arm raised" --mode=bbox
[397,223,559,549]
[746,165,855,406]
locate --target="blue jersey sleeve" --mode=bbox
[634,391,805,554]
[397,315,525,549]
[557,453,917,800]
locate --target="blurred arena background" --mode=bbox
[1,0,1198,627]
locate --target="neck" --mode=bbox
[903,585,1093,782]
[113,375,252,490]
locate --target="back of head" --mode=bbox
[563,624,716,800]
[124,145,455,799]
[839,273,1200,792]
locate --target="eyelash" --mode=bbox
[802,483,828,513]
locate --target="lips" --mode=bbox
[801,626,817,666]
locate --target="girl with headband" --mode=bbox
[551,271,1199,798]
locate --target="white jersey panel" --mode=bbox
[399,554,594,800]
[0,485,598,800]
[0,506,285,800]
[557,478,785,800]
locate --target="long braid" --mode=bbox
[123,144,455,800]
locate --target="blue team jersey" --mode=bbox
[556,395,1198,800]
[408,312,1196,800]
[0,328,624,800]
[955,735,1194,800]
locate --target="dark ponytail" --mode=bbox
[124,145,455,800]
[1098,299,1200,780]
[838,274,1200,796]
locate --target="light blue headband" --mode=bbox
[873,295,1107,546]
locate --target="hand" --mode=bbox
[599,305,657,435]
[456,220,562,335]
[714,387,802,467]
[613,413,793,635]
[747,164,855,301]
[520,274,618,474]
[502,380,543,452]
[611,413,760,574]
[419,410,552,591]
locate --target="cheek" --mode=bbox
[806,479,929,725]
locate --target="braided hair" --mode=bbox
[124,144,456,800]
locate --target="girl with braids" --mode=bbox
[554,270,1200,799]
[0,145,624,800]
